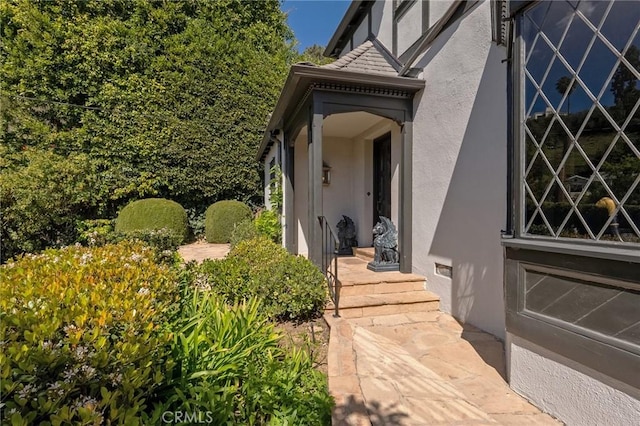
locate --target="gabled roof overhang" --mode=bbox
[256,64,425,161]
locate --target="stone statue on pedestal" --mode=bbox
[367,216,400,272]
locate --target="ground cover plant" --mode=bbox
[1,240,332,424]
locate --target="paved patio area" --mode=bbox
[178,242,229,262]
[325,312,562,425]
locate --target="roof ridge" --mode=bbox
[321,39,400,77]
[322,40,375,70]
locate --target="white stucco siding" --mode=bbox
[397,1,423,56]
[411,1,507,339]
[322,137,358,237]
[371,0,393,50]
[353,15,369,47]
[429,0,456,26]
[507,334,640,425]
[263,144,278,210]
[340,43,351,59]
[294,132,309,256]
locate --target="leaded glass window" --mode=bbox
[521,0,640,244]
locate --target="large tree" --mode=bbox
[0,0,296,259]
[1,0,295,211]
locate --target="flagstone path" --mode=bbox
[325,312,562,425]
[178,242,229,262]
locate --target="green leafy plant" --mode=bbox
[76,219,116,247]
[0,148,101,262]
[200,237,327,321]
[254,209,282,243]
[230,219,260,248]
[160,288,332,425]
[204,200,252,243]
[0,242,181,424]
[269,164,283,212]
[115,198,188,243]
[186,207,207,241]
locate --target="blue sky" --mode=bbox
[282,0,351,53]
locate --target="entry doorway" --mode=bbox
[373,133,392,226]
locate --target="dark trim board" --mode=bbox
[505,246,640,393]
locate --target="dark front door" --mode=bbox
[373,133,392,226]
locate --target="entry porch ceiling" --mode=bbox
[323,111,387,139]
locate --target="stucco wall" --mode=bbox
[411,1,507,339]
[507,334,640,425]
[353,15,369,47]
[322,136,358,237]
[429,0,456,26]
[397,1,423,56]
[370,0,393,49]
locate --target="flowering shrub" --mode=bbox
[0,242,181,424]
[76,219,182,264]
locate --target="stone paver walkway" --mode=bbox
[178,242,229,262]
[326,312,562,425]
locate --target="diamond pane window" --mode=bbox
[522,0,640,244]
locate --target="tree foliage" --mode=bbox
[1,0,297,259]
[1,0,295,211]
[299,44,334,65]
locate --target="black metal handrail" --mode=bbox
[318,216,340,317]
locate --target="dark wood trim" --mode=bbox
[308,102,324,267]
[421,0,429,33]
[400,120,413,272]
[505,248,640,393]
[509,0,535,17]
[284,136,295,253]
[324,1,374,58]
[394,0,416,21]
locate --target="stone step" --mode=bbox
[352,247,374,261]
[339,279,425,297]
[326,290,440,319]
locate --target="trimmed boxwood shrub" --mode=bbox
[115,198,188,243]
[199,237,327,320]
[0,242,181,424]
[205,200,252,243]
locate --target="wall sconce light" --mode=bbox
[322,162,331,186]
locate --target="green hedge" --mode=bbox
[199,237,327,321]
[205,200,252,243]
[115,198,188,243]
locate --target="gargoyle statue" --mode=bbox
[336,215,358,255]
[370,216,399,269]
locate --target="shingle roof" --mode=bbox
[321,39,401,77]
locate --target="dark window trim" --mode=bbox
[502,237,640,264]
[422,0,429,33]
[506,0,640,398]
[505,247,640,394]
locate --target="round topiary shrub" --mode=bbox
[115,198,188,243]
[205,200,252,243]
